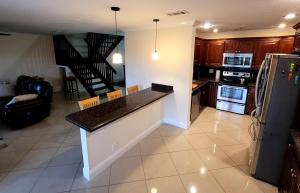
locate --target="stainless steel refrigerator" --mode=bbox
[249,54,300,185]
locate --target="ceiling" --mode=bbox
[0,0,299,34]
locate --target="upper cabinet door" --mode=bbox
[295,31,300,50]
[238,40,255,53]
[278,37,295,54]
[252,39,280,69]
[224,40,239,53]
[194,38,206,66]
[295,35,300,50]
[205,40,225,67]
[194,38,201,65]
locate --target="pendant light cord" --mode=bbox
[155,21,157,52]
[114,10,119,53]
[114,11,118,36]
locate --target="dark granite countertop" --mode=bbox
[192,80,209,92]
[66,83,173,132]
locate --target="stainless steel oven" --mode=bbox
[223,53,253,68]
[217,85,248,103]
[216,85,248,114]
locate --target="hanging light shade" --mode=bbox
[113,52,123,64]
[111,7,123,64]
[152,19,160,60]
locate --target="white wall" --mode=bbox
[0,33,63,92]
[125,26,195,128]
[197,27,295,39]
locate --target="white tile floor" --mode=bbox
[0,93,278,193]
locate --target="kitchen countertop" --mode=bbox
[66,83,173,132]
[192,78,220,92]
[192,80,209,93]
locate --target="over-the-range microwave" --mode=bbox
[222,53,253,68]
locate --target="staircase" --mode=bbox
[53,33,124,97]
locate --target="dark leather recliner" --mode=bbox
[0,75,53,128]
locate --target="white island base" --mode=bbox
[79,99,164,180]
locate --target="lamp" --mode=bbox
[152,19,160,60]
[111,7,123,64]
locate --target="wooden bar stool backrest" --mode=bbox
[127,85,139,95]
[107,90,123,101]
[78,96,100,110]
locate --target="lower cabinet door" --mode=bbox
[208,82,218,107]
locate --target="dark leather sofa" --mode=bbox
[0,75,53,128]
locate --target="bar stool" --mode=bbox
[78,96,100,110]
[65,76,80,99]
[127,85,139,95]
[107,90,123,101]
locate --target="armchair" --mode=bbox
[0,75,53,128]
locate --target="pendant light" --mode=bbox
[111,7,123,64]
[152,19,160,60]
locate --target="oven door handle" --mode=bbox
[219,85,247,90]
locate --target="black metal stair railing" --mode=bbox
[53,35,96,96]
[53,33,124,97]
[85,33,123,88]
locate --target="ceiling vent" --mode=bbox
[167,10,189,16]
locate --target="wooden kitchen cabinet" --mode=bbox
[278,37,295,54]
[239,40,255,53]
[224,39,254,53]
[224,40,239,53]
[194,36,295,70]
[194,38,206,66]
[252,38,280,69]
[294,23,300,51]
[295,34,300,51]
[245,85,255,115]
[207,82,218,107]
[205,40,225,67]
[200,86,208,108]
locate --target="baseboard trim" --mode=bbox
[163,118,189,129]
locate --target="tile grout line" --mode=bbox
[209,168,228,193]
[68,161,82,192]
[164,138,189,193]
[5,132,64,193]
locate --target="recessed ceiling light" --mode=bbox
[203,22,213,29]
[213,28,219,33]
[278,23,287,28]
[284,13,296,20]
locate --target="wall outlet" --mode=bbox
[112,142,119,152]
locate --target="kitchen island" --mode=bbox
[66,83,173,180]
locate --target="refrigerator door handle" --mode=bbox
[255,59,266,108]
[248,109,257,140]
